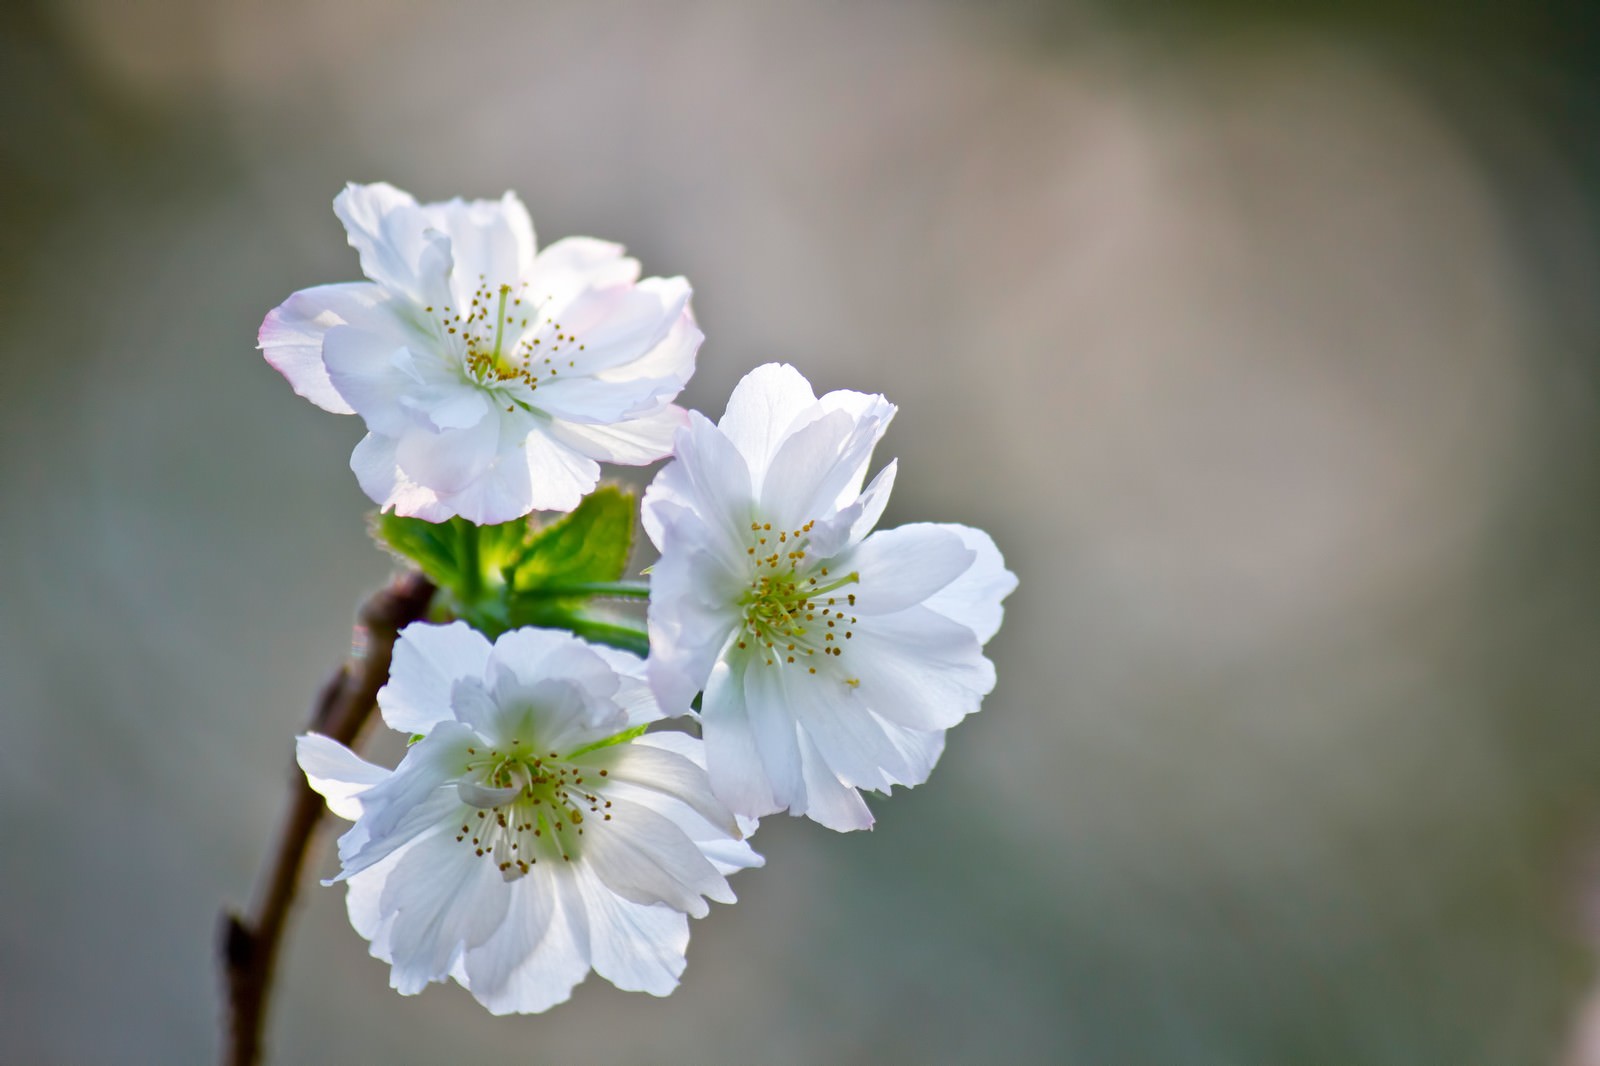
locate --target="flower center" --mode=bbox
[453,742,612,880]
[423,276,588,396]
[737,520,859,674]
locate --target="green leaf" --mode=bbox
[372,513,468,589]
[371,487,644,647]
[509,486,635,591]
[503,488,640,635]
[373,514,530,600]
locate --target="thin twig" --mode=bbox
[219,571,435,1066]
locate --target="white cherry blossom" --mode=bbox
[260,182,700,522]
[298,622,760,1013]
[642,363,1016,831]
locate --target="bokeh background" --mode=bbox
[5,0,1600,1062]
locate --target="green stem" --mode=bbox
[563,617,651,657]
[520,580,651,600]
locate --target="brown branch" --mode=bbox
[219,571,436,1066]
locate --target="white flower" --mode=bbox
[260,182,700,522]
[297,621,760,1014]
[641,363,1017,832]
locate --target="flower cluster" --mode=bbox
[263,183,1014,1013]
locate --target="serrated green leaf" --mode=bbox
[509,486,635,592]
[373,514,526,601]
[372,513,467,588]
[371,487,644,650]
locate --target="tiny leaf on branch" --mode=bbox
[373,487,643,644]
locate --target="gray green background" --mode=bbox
[4,1,1600,1062]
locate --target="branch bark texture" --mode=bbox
[220,571,435,1066]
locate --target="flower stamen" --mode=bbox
[738,519,858,672]
[455,743,609,877]
[450,279,585,396]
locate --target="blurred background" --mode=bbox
[4,0,1600,1062]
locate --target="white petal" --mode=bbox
[333,182,453,305]
[431,435,539,524]
[518,429,602,513]
[321,325,417,436]
[794,729,875,831]
[543,274,689,377]
[349,432,402,507]
[341,839,410,946]
[257,282,390,414]
[487,629,626,747]
[779,666,898,792]
[815,386,897,507]
[847,459,897,544]
[784,667,945,801]
[418,383,490,432]
[646,545,742,716]
[297,732,389,821]
[584,797,726,918]
[418,191,535,295]
[334,786,461,884]
[700,657,780,819]
[848,606,996,731]
[717,363,819,480]
[600,742,739,838]
[695,831,766,878]
[609,735,765,876]
[601,295,701,389]
[671,411,756,554]
[874,718,948,787]
[533,373,675,425]
[394,413,503,496]
[530,288,697,425]
[525,236,636,300]
[334,722,476,878]
[351,432,452,519]
[628,730,706,766]
[547,404,686,465]
[755,408,852,526]
[919,524,1017,644]
[583,645,662,728]
[584,643,647,681]
[448,676,501,734]
[640,452,696,548]
[521,864,598,1005]
[486,670,590,743]
[843,524,975,616]
[380,622,494,736]
[489,626,611,689]
[758,406,890,534]
[741,661,808,814]
[380,829,512,995]
[472,870,593,1015]
[455,779,521,809]
[574,866,690,996]
[458,867,557,1011]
